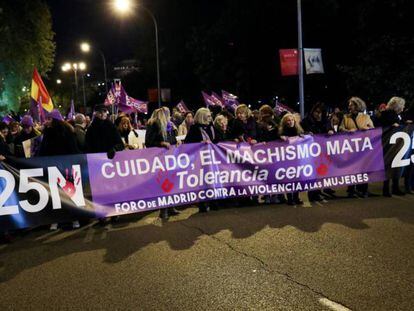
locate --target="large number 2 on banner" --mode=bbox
[390,132,414,168]
[0,170,18,216]
[0,169,48,215]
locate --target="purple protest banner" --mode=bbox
[87,129,385,216]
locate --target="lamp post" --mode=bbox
[80,42,111,113]
[61,62,87,107]
[297,0,305,119]
[80,42,109,95]
[112,0,162,108]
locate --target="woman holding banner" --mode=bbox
[379,97,406,196]
[231,104,259,144]
[145,107,179,219]
[340,97,374,198]
[117,116,140,150]
[184,108,217,212]
[279,113,304,206]
[178,112,194,137]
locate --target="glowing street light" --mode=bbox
[61,62,87,107]
[80,42,109,95]
[56,79,62,84]
[80,42,91,53]
[113,0,133,14]
[112,0,162,107]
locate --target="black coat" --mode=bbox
[377,110,401,128]
[145,122,177,148]
[39,121,79,156]
[230,117,259,141]
[258,119,279,142]
[184,123,216,144]
[301,116,328,134]
[0,137,11,157]
[85,118,124,153]
[13,130,39,158]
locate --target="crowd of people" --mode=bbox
[1,96,414,240]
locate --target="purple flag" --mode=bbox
[67,100,76,120]
[222,90,240,110]
[211,92,225,108]
[28,97,46,124]
[2,115,14,124]
[274,98,294,115]
[176,100,190,113]
[202,91,216,107]
[125,96,148,114]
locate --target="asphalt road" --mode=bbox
[0,184,413,310]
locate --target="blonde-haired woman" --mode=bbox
[339,97,374,132]
[184,108,216,212]
[145,107,177,149]
[184,108,215,144]
[214,114,229,142]
[117,116,140,150]
[340,97,374,198]
[279,113,304,205]
[178,112,194,137]
[378,97,406,196]
[145,107,179,219]
[231,104,259,144]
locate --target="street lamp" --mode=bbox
[113,0,134,14]
[112,0,162,108]
[80,42,109,95]
[297,0,305,119]
[61,62,87,107]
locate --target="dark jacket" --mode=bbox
[301,116,328,134]
[258,119,279,142]
[377,109,401,128]
[74,124,86,153]
[231,117,259,141]
[13,130,40,158]
[85,118,124,153]
[0,137,11,157]
[39,121,79,156]
[184,123,216,144]
[145,122,177,148]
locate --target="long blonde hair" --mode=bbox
[279,113,304,135]
[148,107,170,140]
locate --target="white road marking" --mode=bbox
[319,298,351,311]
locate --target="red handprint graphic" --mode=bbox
[57,168,81,198]
[316,153,333,177]
[156,170,175,193]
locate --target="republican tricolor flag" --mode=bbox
[30,68,54,112]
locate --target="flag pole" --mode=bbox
[297,0,305,119]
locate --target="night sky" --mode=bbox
[44,0,413,110]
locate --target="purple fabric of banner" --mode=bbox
[87,129,385,216]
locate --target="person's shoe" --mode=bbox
[404,189,414,195]
[392,189,405,196]
[50,223,58,231]
[383,191,392,198]
[347,192,357,198]
[72,221,80,229]
[159,209,169,220]
[287,199,295,206]
[295,199,304,205]
[98,218,107,226]
[199,205,210,213]
[357,192,369,198]
[277,195,287,204]
[110,216,120,223]
[168,208,181,216]
[323,188,336,195]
